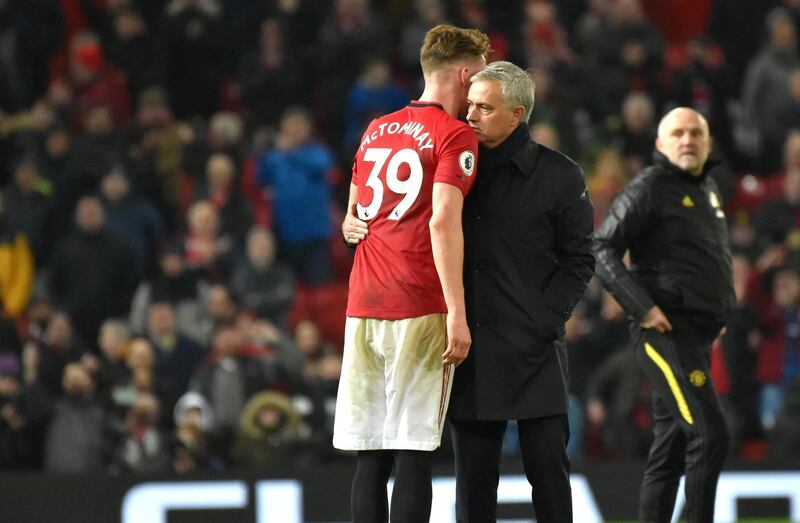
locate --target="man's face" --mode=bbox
[655,108,712,176]
[247,229,276,268]
[280,113,311,145]
[63,363,92,396]
[774,270,800,307]
[784,132,800,168]
[46,313,72,348]
[76,197,105,233]
[213,327,243,358]
[208,286,235,320]
[99,325,125,359]
[206,155,234,190]
[466,79,521,149]
[148,304,175,336]
[101,172,129,203]
[127,340,155,370]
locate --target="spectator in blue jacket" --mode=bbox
[257,107,334,286]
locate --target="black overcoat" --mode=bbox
[449,127,595,421]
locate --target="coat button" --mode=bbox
[476,215,482,221]
[474,265,483,273]
[475,320,483,327]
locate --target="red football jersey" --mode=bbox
[346,101,478,319]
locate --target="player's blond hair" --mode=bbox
[419,24,490,75]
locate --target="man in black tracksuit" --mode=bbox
[595,107,734,523]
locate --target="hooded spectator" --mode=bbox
[231,390,300,469]
[172,390,215,472]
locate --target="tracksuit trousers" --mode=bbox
[634,324,730,523]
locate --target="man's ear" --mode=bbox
[460,67,471,87]
[655,137,664,154]
[512,105,526,124]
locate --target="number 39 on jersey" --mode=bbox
[357,148,423,222]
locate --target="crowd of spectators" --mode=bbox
[1,0,800,474]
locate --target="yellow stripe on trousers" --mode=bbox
[644,342,694,425]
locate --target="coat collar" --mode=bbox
[478,123,538,175]
[510,139,541,177]
[652,150,717,183]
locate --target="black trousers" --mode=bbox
[450,415,572,523]
[634,326,729,523]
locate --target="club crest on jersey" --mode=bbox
[459,151,475,176]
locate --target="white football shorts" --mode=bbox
[332,313,452,451]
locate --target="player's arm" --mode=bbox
[342,183,369,247]
[430,182,471,366]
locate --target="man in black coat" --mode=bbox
[47,195,139,345]
[448,61,594,522]
[595,107,734,523]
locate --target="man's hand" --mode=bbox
[342,208,369,246]
[755,244,786,272]
[640,305,673,333]
[442,312,471,366]
[0,404,25,430]
[586,399,607,426]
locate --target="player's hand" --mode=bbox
[342,209,369,246]
[442,312,471,366]
[640,305,672,333]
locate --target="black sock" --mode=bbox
[352,450,394,523]
[390,450,433,523]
